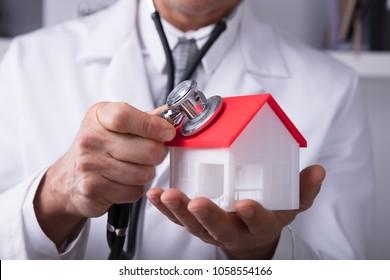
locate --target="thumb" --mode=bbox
[96,102,175,142]
[298,165,326,212]
[148,104,169,116]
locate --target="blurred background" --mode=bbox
[0,0,389,259]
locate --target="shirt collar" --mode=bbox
[78,0,290,79]
[139,0,242,77]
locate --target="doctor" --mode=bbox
[0,0,373,259]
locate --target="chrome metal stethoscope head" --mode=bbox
[160,80,223,136]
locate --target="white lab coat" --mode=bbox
[0,0,374,259]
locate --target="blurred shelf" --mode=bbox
[327,51,390,79]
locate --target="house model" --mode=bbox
[165,94,307,211]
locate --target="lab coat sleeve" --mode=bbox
[0,168,90,259]
[22,169,90,259]
[0,40,89,259]
[272,226,320,259]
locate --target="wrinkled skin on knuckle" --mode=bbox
[76,127,105,153]
[76,173,100,199]
[74,155,95,175]
[73,156,105,197]
[107,103,129,131]
[66,175,108,217]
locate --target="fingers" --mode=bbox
[148,105,169,116]
[96,102,176,142]
[162,190,213,237]
[147,189,217,244]
[91,102,174,165]
[234,200,277,236]
[76,154,156,186]
[147,165,326,259]
[298,165,325,211]
[103,133,168,165]
[79,102,174,179]
[146,188,182,225]
[78,175,146,209]
[188,197,241,244]
[148,189,280,254]
[148,188,246,246]
[49,102,176,219]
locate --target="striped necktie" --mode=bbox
[172,37,199,86]
[157,38,199,107]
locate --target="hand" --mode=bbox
[147,165,325,259]
[34,102,175,246]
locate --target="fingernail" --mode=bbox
[238,206,254,218]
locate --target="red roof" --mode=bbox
[165,94,307,148]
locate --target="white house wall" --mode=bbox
[169,147,229,200]
[230,103,300,210]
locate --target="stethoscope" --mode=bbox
[106,7,227,260]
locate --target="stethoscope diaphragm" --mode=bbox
[160,80,222,136]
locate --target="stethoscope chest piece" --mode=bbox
[161,80,222,136]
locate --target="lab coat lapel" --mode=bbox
[240,1,291,79]
[77,0,155,112]
[105,34,155,112]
